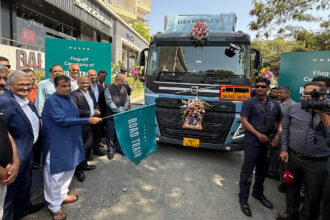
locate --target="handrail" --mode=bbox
[1,37,45,52]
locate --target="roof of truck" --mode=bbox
[151,32,250,43]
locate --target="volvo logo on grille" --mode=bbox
[190,86,199,95]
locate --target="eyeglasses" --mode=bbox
[4,65,11,69]
[15,83,32,88]
[255,85,268,88]
[70,69,80,72]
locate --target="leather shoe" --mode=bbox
[76,172,85,182]
[252,193,273,209]
[83,165,96,171]
[94,149,106,156]
[13,203,45,219]
[107,152,114,160]
[239,200,252,217]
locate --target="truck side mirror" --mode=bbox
[139,48,149,67]
[251,48,262,71]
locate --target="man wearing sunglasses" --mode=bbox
[238,77,282,217]
[0,57,11,77]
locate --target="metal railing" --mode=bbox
[1,37,45,52]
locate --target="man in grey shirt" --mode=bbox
[279,82,330,220]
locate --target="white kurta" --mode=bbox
[0,184,6,219]
[43,152,75,213]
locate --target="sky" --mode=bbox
[145,0,325,40]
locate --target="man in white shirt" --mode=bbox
[71,76,100,182]
[68,64,80,91]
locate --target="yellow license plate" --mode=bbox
[220,86,251,101]
[183,138,200,148]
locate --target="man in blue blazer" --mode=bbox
[0,71,44,220]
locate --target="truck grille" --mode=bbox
[156,98,235,144]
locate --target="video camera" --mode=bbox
[301,89,330,113]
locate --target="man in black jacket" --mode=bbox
[71,76,99,182]
[104,74,129,160]
[87,69,106,157]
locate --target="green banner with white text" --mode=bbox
[45,38,112,84]
[113,104,158,165]
[278,51,330,101]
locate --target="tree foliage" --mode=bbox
[249,0,330,38]
[132,22,151,42]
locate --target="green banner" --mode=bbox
[278,51,330,101]
[113,104,158,165]
[45,38,112,84]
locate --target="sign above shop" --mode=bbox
[74,0,112,28]
[21,28,36,44]
[126,32,135,42]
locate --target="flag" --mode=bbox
[113,104,157,165]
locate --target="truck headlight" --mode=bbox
[232,123,245,140]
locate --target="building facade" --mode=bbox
[0,0,149,73]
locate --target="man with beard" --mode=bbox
[0,71,44,220]
[97,70,110,88]
[238,77,282,217]
[42,75,101,220]
[35,64,64,116]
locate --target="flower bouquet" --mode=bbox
[258,67,273,81]
[191,22,209,45]
[130,65,143,80]
[181,97,210,130]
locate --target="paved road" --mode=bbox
[25,143,285,220]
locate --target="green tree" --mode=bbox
[252,38,307,77]
[249,0,329,38]
[132,22,151,42]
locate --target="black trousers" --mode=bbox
[322,176,330,220]
[76,125,94,175]
[267,146,280,176]
[105,118,122,154]
[90,123,101,151]
[286,152,328,220]
[239,143,269,202]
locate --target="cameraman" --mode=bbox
[280,82,330,220]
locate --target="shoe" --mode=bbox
[278,183,286,193]
[107,152,114,160]
[252,193,273,209]
[239,200,252,217]
[76,172,85,182]
[83,165,96,171]
[94,149,106,156]
[13,203,45,219]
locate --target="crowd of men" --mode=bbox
[0,56,131,220]
[1,54,330,220]
[239,76,330,220]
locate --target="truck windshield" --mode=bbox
[148,42,251,78]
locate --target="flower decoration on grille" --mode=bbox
[181,97,210,130]
[258,67,273,81]
[191,22,209,45]
[130,65,143,80]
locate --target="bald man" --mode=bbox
[87,70,106,157]
[104,74,129,160]
[71,76,100,182]
[68,64,80,91]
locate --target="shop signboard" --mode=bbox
[278,51,330,101]
[45,38,112,83]
[0,44,45,72]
